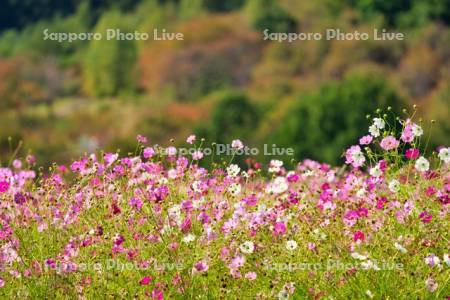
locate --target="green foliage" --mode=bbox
[83,11,138,97]
[271,74,405,165]
[246,0,298,32]
[202,0,246,12]
[197,91,259,144]
[348,0,450,27]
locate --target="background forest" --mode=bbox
[0,0,449,166]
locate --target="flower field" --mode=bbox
[0,111,449,299]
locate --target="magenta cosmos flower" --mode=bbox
[380,136,400,151]
[0,181,10,193]
[139,276,152,285]
[405,148,419,159]
[273,222,287,236]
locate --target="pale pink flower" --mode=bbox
[380,136,399,151]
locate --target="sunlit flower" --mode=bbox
[231,139,244,150]
[369,124,380,137]
[415,157,429,172]
[240,241,255,254]
[438,147,450,164]
[380,136,400,151]
[373,118,385,130]
[186,135,196,144]
[227,164,240,177]
[345,145,365,168]
[394,242,407,253]
[183,234,196,243]
[388,179,400,193]
[228,183,241,196]
[286,240,298,251]
[269,159,283,173]
[266,177,288,194]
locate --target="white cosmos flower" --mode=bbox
[388,179,400,193]
[369,124,380,137]
[227,164,240,177]
[266,177,288,194]
[351,252,368,260]
[369,165,382,177]
[183,234,196,243]
[412,124,423,137]
[443,254,450,266]
[228,183,241,196]
[240,241,255,254]
[373,118,385,129]
[269,159,283,173]
[415,156,430,172]
[365,290,374,299]
[438,147,450,164]
[394,242,407,254]
[286,240,298,251]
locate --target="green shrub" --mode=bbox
[246,0,298,32]
[271,74,405,165]
[83,10,137,97]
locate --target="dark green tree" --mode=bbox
[196,91,259,144]
[271,74,405,165]
[246,0,297,32]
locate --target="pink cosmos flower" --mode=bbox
[26,154,36,164]
[244,272,257,280]
[186,135,196,144]
[380,136,400,151]
[139,276,152,285]
[419,211,433,224]
[137,135,148,144]
[0,181,9,193]
[166,147,177,156]
[192,150,203,160]
[359,135,373,145]
[353,231,365,242]
[231,139,244,150]
[151,288,164,300]
[405,148,419,160]
[143,147,155,159]
[12,159,22,169]
[345,145,365,168]
[181,217,191,233]
[0,278,4,288]
[194,261,209,273]
[273,222,287,236]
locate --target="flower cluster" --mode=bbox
[0,115,448,299]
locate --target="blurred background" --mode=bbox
[0,0,449,167]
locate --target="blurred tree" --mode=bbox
[83,11,137,97]
[0,0,141,30]
[347,0,450,27]
[202,0,246,12]
[271,74,405,165]
[196,91,259,144]
[246,0,298,32]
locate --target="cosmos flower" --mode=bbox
[285,240,298,251]
[388,179,400,193]
[405,148,419,159]
[438,147,450,164]
[231,139,244,150]
[186,135,196,144]
[345,145,365,168]
[380,136,400,151]
[415,157,430,172]
[0,181,9,193]
[226,164,240,177]
[240,241,255,254]
[359,135,373,145]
